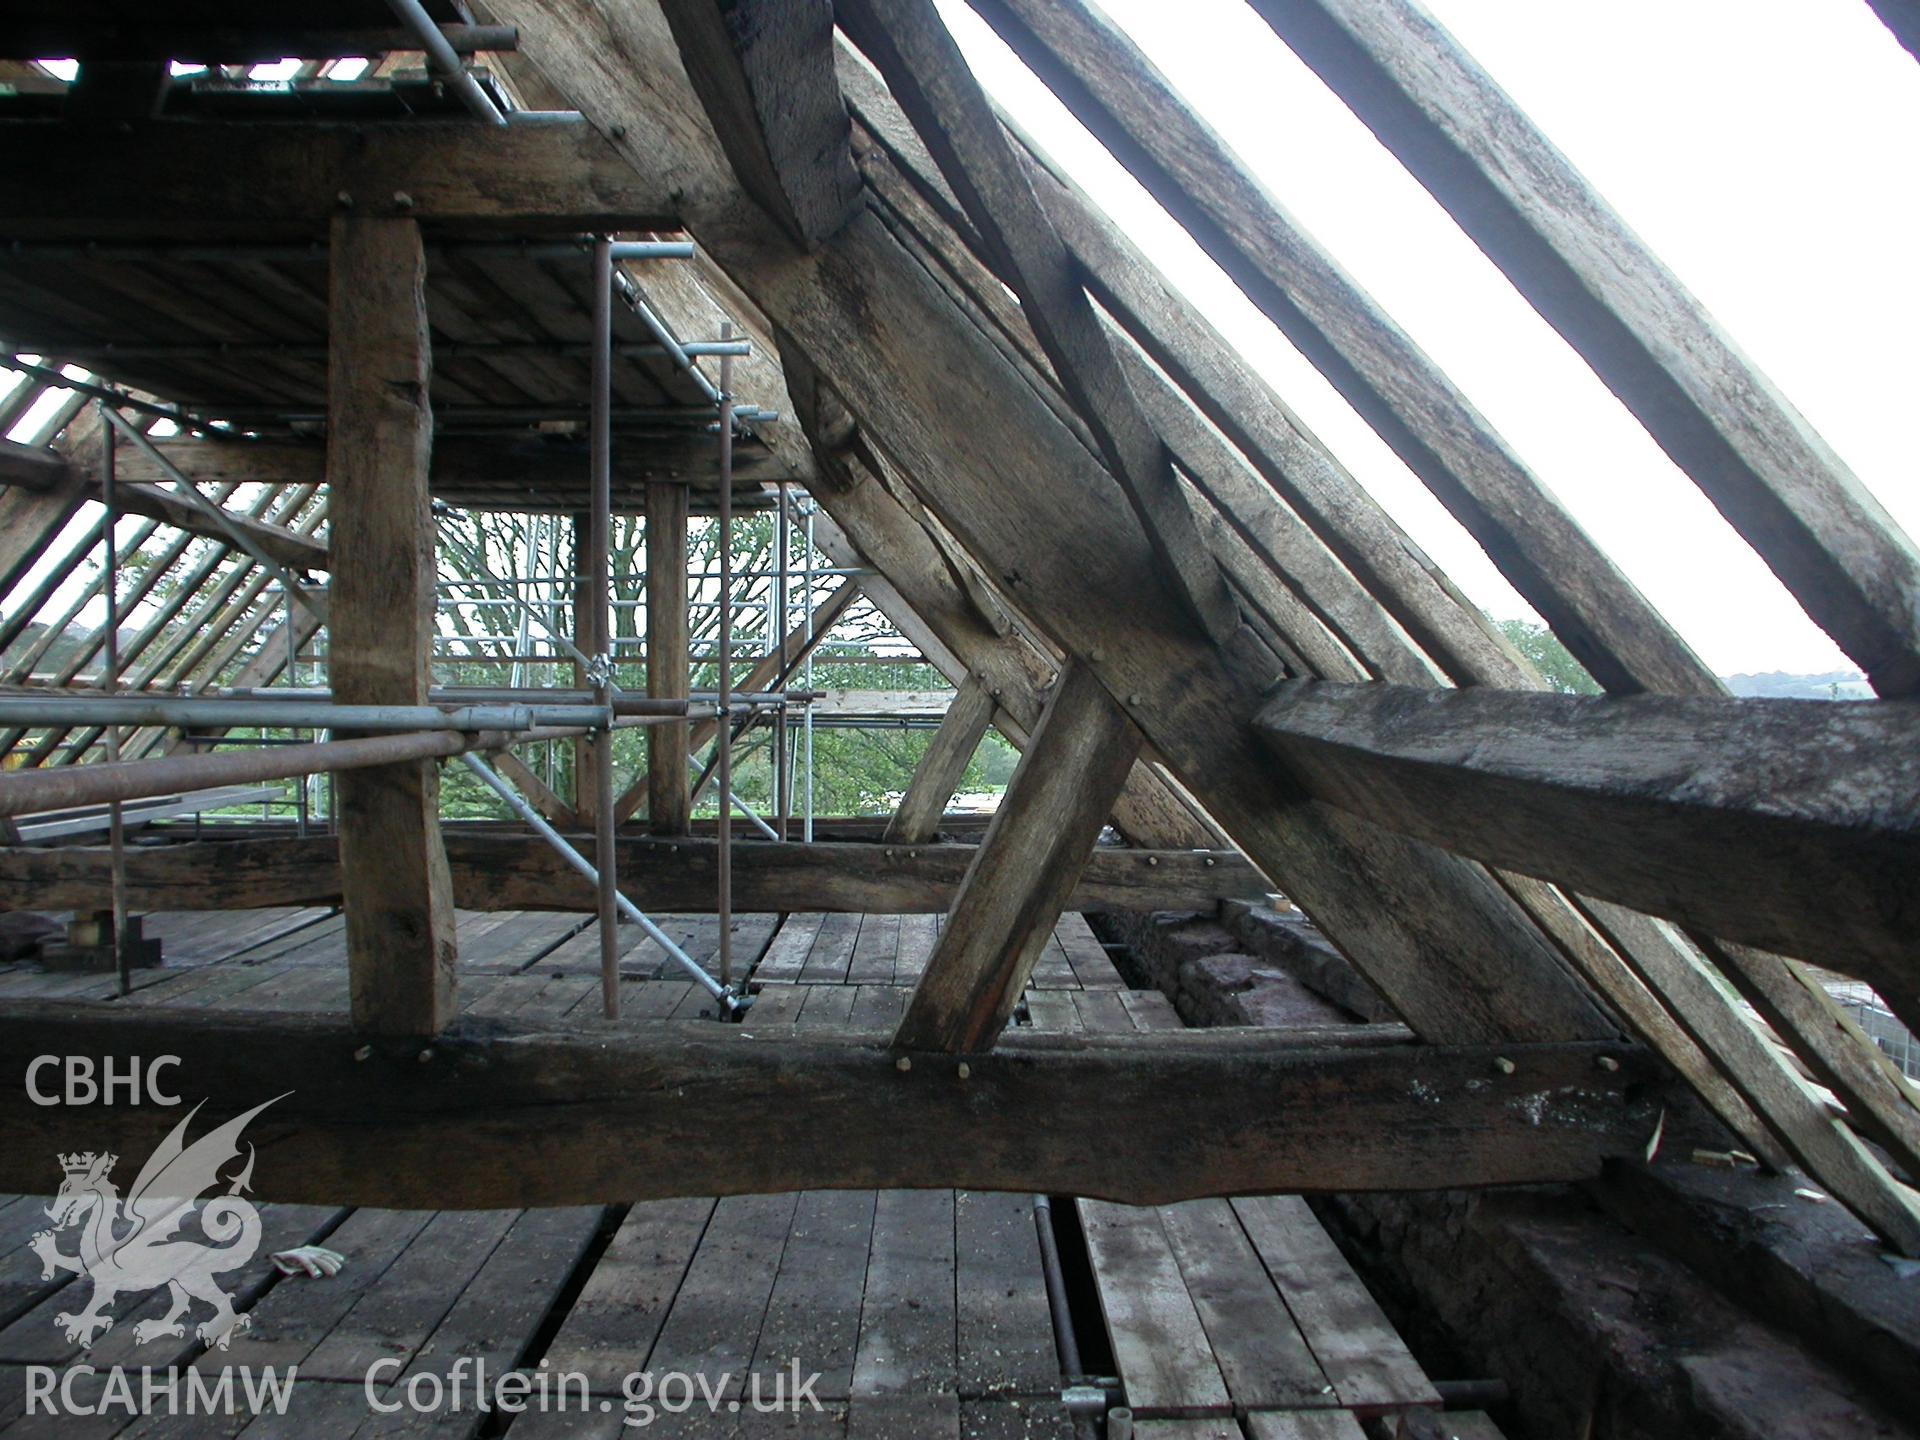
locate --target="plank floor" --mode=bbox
[0,908,1471,1438]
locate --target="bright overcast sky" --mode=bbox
[937,0,1920,678]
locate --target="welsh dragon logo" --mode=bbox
[29,1096,284,1350]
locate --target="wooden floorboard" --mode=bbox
[0,907,1453,1437]
[954,1192,1058,1400]
[1156,1200,1333,1412]
[748,1190,876,1401]
[540,1198,715,1393]
[850,1190,956,1399]
[1077,1200,1232,1419]
[1231,1197,1440,1417]
[644,1193,800,1403]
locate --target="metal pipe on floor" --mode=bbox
[0,728,512,820]
[458,752,733,1007]
[590,236,620,1020]
[383,0,506,125]
[1031,1195,1085,1381]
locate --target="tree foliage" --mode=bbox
[1495,618,1602,695]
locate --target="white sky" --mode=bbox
[936,0,1920,677]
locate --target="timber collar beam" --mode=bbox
[0,1002,1665,1208]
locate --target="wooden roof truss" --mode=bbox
[0,0,1915,1254]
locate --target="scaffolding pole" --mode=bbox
[716,324,736,992]
[589,236,620,1019]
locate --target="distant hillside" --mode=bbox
[1722,669,1871,699]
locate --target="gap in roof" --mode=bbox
[935,0,1919,678]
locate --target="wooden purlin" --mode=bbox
[1254,679,1920,1022]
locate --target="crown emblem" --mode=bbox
[58,1152,114,1176]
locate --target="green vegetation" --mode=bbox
[1494,618,1602,695]
[428,508,1014,823]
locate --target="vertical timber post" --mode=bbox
[327,214,458,1036]
[645,482,691,833]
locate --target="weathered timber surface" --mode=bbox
[657,0,862,249]
[325,215,458,1036]
[0,438,67,491]
[841,0,1241,647]
[897,662,1142,1051]
[0,116,677,237]
[1254,681,1920,1014]
[1250,0,1920,697]
[960,0,1711,699]
[0,835,1264,913]
[882,674,997,844]
[104,479,329,570]
[840,41,1898,1229]
[0,1002,1663,1206]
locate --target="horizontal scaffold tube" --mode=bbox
[0,696,612,732]
[0,730,517,819]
